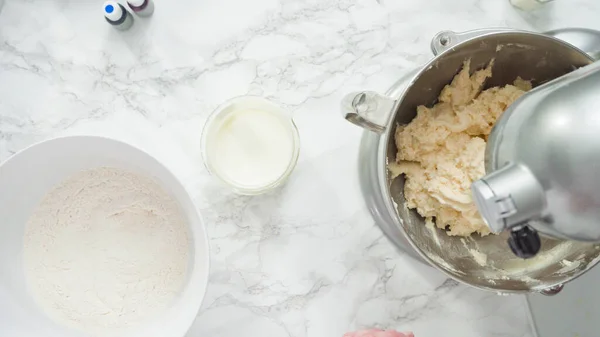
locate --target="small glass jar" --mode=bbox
[509,0,554,11]
[201,96,300,195]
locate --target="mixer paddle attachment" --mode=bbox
[507,225,541,259]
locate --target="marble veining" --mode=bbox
[2,0,600,336]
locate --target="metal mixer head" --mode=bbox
[473,60,600,258]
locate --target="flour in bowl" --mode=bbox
[23,167,191,335]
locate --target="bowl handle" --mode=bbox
[341,91,396,134]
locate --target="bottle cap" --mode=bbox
[103,1,124,21]
[128,0,146,6]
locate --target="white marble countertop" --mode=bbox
[2,0,600,336]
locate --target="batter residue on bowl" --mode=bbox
[389,60,531,237]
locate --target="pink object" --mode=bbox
[343,329,415,337]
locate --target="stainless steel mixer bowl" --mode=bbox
[343,29,600,293]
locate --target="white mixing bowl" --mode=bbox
[0,136,210,337]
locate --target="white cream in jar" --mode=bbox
[201,96,300,194]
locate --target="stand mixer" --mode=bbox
[472,60,600,259]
